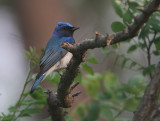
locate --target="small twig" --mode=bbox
[145,32,157,80]
[112,108,124,121]
[72,91,81,97]
[95,32,103,40]
[11,63,36,121]
[70,82,80,91]
[143,37,153,79]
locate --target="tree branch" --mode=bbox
[132,62,160,121]
[149,103,160,121]
[46,0,160,120]
[47,91,65,121]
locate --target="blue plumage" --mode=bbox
[30,22,79,93]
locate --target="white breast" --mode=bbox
[45,52,72,78]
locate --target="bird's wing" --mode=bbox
[39,47,56,66]
[36,37,75,79]
[36,46,67,79]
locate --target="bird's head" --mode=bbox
[54,22,79,37]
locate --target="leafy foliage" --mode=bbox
[110,0,160,77]
[111,21,125,32]
[0,47,46,121]
[72,72,146,121]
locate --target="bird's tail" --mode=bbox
[30,73,46,93]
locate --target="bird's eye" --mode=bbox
[63,26,69,30]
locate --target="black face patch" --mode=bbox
[57,27,74,37]
[63,26,70,30]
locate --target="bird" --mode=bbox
[30,22,79,93]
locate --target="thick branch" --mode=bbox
[47,91,65,121]
[132,62,160,121]
[47,0,160,121]
[149,103,160,121]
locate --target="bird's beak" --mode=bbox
[72,27,79,31]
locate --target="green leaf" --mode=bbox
[8,106,17,112]
[20,108,41,117]
[148,17,160,32]
[127,45,137,53]
[100,107,114,120]
[152,50,160,56]
[25,46,40,66]
[81,63,94,75]
[124,98,139,112]
[22,92,30,97]
[82,74,102,97]
[31,73,37,80]
[30,87,47,108]
[112,0,123,18]
[41,117,52,121]
[121,58,129,69]
[111,21,125,32]
[41,48,45,54]
[114,55,120,66]
[154,37,160,50]
[138,42,146,50]
[98,92,112,100]
[128,75,144,86]
[74,72,82,82]
[65,115,75,121]
[129,62,137,69]
[138,24,150,39]
[0,114,13,121]
[45,72,60,85]
[128,1,139,12]
[76,104,86,118]
[24,50,31,59]
[143,65,156,76]
[20,100,46,106]
[123,75,146,96]
[81,101,100,121]
[123,10,132,24]
[103,72,119,90]
[86,57,98,64]
[29,46,34,53]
